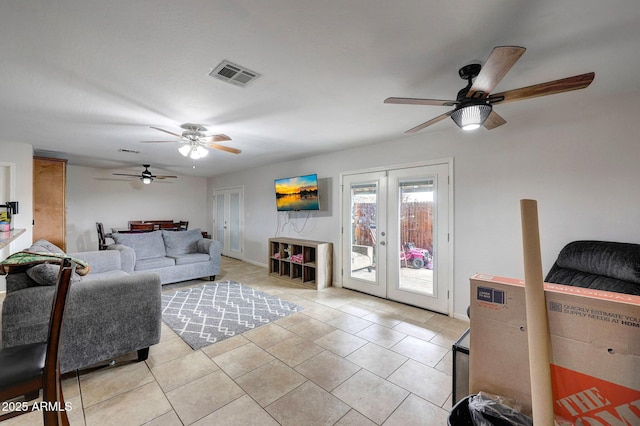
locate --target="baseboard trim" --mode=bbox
[240,258,268,269]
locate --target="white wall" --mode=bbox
[66,165,208,252]
[0,142,34,292]
[208,92,640,319]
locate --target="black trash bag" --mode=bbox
[467,392,533,426]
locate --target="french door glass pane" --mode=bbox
[350,183,377,282]
[215,195,225,246]
[230,192,240,251]
[398,178,434,295]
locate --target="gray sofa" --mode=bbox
[110,228,221,285]
[2,240,162,373]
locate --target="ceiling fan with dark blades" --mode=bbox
[384,46,595,133]
[113,164,177,185]
[141,123,241,159]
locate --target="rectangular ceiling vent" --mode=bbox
[209,60,261,88]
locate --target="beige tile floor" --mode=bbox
[1,256,469,425]
[351,267,433,295]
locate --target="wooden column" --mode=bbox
[33,157,67,250]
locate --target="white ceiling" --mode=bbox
[1,1,639,177]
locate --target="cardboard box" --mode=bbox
[469,274,640,425]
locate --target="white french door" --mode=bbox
[213,187,244,259]
[342,171,388,298]
[341,162,452,314]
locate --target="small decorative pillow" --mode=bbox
[26,263,60,286]
[28,239,65,254]
[162,228,202,256]
[112,230,166,260]
[26,263,83,286]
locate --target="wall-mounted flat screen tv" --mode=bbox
[274,173,320,211]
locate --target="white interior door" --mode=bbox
[213,187,244,259]
[342,162,451,314]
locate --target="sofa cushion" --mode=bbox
[162,228,201,256]
[26,263,60,286]
[135,256,175,271]
[546,267,640,295]
[555,240,640,284]
[26,263,83,286]
[27,239,65,255]
[169,253,211,266]
[112,230,166,260]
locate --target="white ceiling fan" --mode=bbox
[142,123,241,159]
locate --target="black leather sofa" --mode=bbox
[544,240,640,296]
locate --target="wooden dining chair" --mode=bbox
[178,221,189,231]
[0,257,75,425]
[96,222,112,250]
[129,222,154,232]
[151,220,174,225]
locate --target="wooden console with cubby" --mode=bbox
[268,237,333,289]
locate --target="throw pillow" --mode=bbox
[26,263,83,286]
[162,228,202,256]
[28,239,65,254]
[112,230,167,260]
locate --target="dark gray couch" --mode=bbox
[545,240,640,295]
[110,228,221,285]
[2,240,162,373]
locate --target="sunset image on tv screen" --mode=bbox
[275,174,319,211]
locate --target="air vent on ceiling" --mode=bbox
[209,60,261,87]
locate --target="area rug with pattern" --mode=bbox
[161,280,304,350]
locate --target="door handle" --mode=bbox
[380,241,386,246]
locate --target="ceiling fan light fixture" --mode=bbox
[178,144,192,157]
[140,176,153,185]
[195,145,208,158]
[451,104,492,131]
[179,142,209,160]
